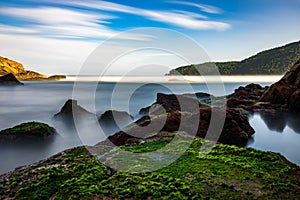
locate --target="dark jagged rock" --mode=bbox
[139,93,210,115]
[104,107,254,147]
[156,93,209,113]
[260,60,300,108]
[225,83,281,112]
[54,99,94,120]
[99,110,133,134]
[179,108,254,146]
[228,83,267,102]
[0,73,23,85]
[289,89,300,113]
[0,122,56,143]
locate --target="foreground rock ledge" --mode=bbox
[0,137,299,199]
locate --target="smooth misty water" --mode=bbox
[0,81,299,174]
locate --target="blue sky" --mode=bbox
[0,0,299,75]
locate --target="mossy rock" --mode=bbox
[0,122,56,143]
[0,136,299,199]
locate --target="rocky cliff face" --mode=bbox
[260,60,300,112]
[0,56,65,80]
[0,56,26,76]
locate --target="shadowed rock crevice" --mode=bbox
[0,73,23,85]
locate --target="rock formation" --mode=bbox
[139,93,210,116]
[260,59,300,113]
[0,73,23,85]
[0,56,26,75]
[0,56,66,81]
[99,110,133,134]
[53,99,94,121]
[47,75,67,80]
[109,92,255,147]
[0,122,56,143]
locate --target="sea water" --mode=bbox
[0,76,299,174]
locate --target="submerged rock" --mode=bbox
[0,122,56,143]
[99,110,134,134]
[0,73,23,85]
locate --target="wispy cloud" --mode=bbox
[38,0,230,31]
[0,6,152,40]
[168,0,222,14]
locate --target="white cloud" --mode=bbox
[0,6,113,26]
[0,24,39,34]
[0,6,152,40]
[39,0,230,31]
[142,10,229,30]
[168,1,222,14]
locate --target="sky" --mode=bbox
[0,0,300,75]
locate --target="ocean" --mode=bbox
[0,76,299,174]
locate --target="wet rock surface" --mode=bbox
[0,122,56,143]
[99,110,134,134]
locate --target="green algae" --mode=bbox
[0,137,299,199]
[0,122,55,137]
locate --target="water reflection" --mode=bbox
[248,112,300,165]
[258,111,300,134]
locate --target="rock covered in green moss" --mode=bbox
[0,137,299,199]
[0,122,56,143]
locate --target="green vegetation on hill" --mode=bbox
[168,41,300,75]
[1,137,299,199]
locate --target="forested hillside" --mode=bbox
[168,41,300,75]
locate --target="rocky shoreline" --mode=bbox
[0,60,300,199]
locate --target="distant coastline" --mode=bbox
[62,75,283,83]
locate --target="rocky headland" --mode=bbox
[0,56,66,81]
